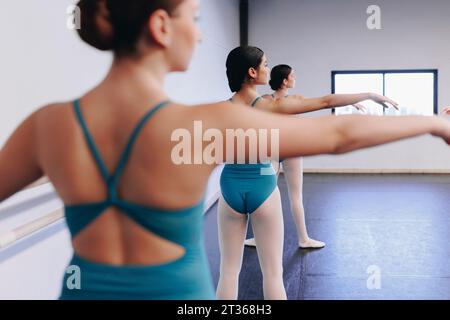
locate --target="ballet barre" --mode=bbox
[0,208,64,250]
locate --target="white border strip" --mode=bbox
[301,169,450,174]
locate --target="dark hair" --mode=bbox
[76,0,184,56]
[226,46,265,92]
[269,64,292,91]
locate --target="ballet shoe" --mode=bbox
[244,238,256,247]
[299,238,326,249]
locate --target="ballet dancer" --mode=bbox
[244,64,367,249]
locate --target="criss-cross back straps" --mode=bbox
[73,100,110,183]
[73,99,171,201]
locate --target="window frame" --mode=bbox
[331,69,438,115]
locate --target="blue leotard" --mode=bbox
[59,100,215,300]
[220,97,277,214]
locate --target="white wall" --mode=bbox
[0,0,111,147]
[250,0,450,172]
[166,0,240,103]
[0,0,239,299]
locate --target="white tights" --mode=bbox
[216,187,287,300]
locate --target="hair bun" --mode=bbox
[77,0,114,51]
[227,68,243,92]
[269,79,276,91]
[269,64,292,91]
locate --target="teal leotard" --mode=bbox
[60,100,215,300]
[220,97,277,214]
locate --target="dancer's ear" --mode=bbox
[248,67,258,81]
[147,9,173,48]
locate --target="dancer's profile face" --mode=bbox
[167,0,202,71]
[286,70,296,89]
[254,55,270,85]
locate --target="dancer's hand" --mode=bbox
[441,106,450,115]
[352,103,367,113]
[369,93,399,110]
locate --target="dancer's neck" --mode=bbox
[274,87,289,99]
[97,53,170,104]
[233,83,260,105]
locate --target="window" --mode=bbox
[332,70,438,116]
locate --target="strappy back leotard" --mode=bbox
[60,100,215,300]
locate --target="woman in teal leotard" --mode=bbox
[244,64,367,250]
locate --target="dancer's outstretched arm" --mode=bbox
[257,92,398,115]
[212,102,450,162]
[2,101,449,202]
[263,93,369,113]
